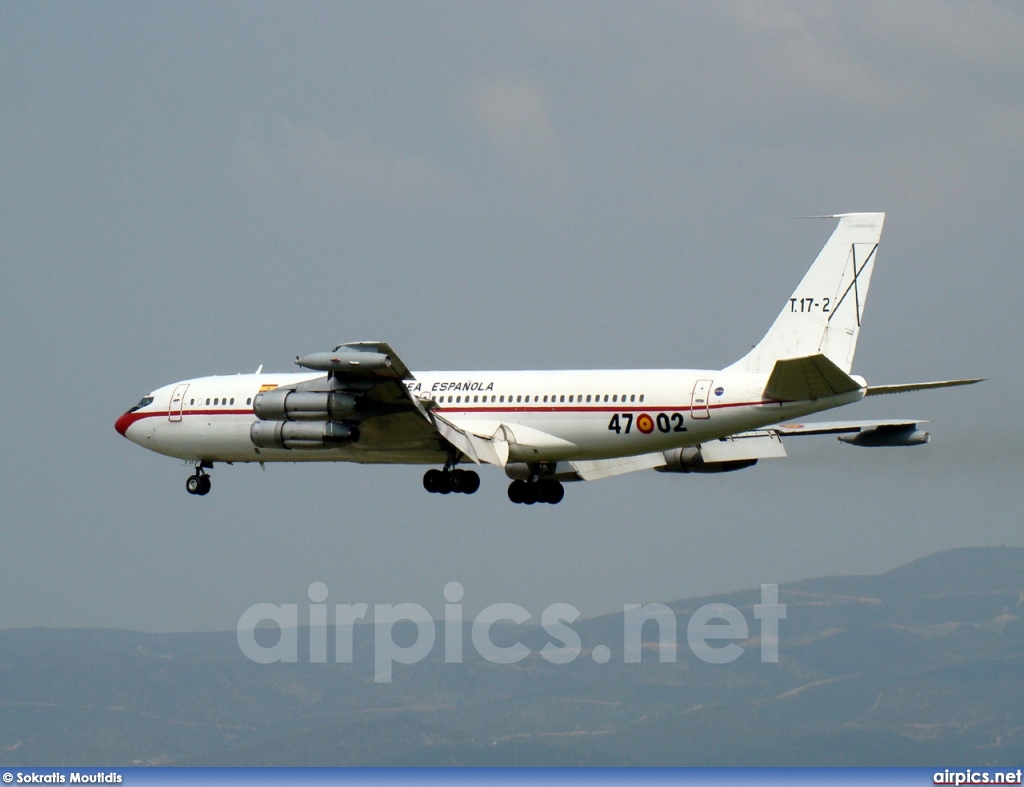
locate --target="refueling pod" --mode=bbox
[250,420,359,451]
[295,349,392,373]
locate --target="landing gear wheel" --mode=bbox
[508,480,527,504]
[425,467,480,496]
[507,478,563,505]
[423,468,442,493]
[186,471,211,496]
[541,480,564,504]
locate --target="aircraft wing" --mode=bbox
[762,419,931,446]
[281,341,447,451]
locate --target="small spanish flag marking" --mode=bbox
[258,384,278,392]
[637,413,654,434]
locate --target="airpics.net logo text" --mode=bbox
[237,583,786,683]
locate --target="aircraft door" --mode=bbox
[168,383,189,422]
[690,379,713,419]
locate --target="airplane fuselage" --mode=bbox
[116,367,866,466]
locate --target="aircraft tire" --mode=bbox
[508,480,526,504]
[197,476,211,496]
[186,475,201,495]
[423,469,442,493]
[545,481,564,505]
[462,471,480,494]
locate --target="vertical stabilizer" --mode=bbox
[728,213,885,375]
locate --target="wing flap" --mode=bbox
[699,431,788,461]
[570,453,666,481]
[430,415,510,467]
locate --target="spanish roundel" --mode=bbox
[637,414,654,434]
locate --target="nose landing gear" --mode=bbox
[186,466,212,496]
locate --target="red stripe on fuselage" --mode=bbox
[115,399,768,435]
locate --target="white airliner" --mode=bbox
[116,213,980,504]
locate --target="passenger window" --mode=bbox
[230,398,235,405]
[205,398,210,405]
[560,395,565,402]
[630,394,636,402]
[247,398,252,405]
[604,395,609,402]
[586,395,591,403]
[612,395,618,403]
[190,399,194,405]
[640,394,645,402]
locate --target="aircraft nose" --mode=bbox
[115,412,132,437]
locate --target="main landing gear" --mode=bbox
[507,478,564,505]
[186,466,212,496]
[423,467,480,495]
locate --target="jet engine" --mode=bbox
[657,447,758,474]
[250,420,359,450]
[253,390,357,422]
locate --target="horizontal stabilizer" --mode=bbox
[763,353,862,402]
[865,378,985,396]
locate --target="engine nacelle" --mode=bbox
[295,349,392,373]
[253,390,357,422]
[249,420,359,450]
[838,428,930,447]
[657,447,758,474]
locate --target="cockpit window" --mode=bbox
[129,396,154,413]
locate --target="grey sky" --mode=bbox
[1,2,1022,632]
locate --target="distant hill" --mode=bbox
[3,547,1023,766]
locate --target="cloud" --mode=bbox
[234,119,465,214]
[467,78,566,192]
